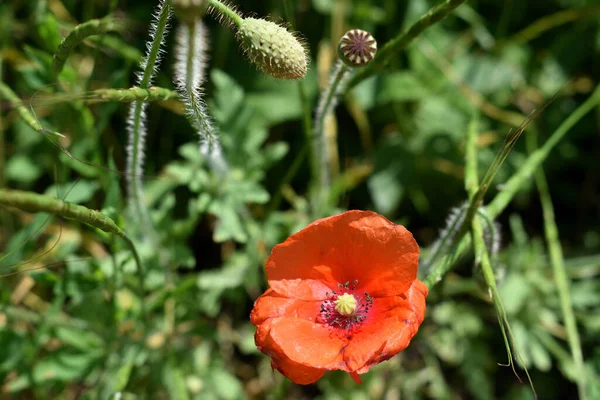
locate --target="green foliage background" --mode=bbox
[1,0,599,399]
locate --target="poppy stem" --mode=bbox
[207,0,243,28]
[125,0,172,239]
[0,188,147,330]
[0,82,64,138]
[526,123,588,400]
[424,84,600,288]
[86,87,179,103]
[173,18,227,174]
[312,60,352,213]
[52,15,125,80]
[346,0,469,90]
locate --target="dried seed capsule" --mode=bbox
[338,29,377,68]
[236,18,308,80]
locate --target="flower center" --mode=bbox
[319,280,373,330]
[334,293,357,316]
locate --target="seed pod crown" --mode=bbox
[338,29,377,68]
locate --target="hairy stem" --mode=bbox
[0,82,63,137]
[207,0,243,27]
[87,86,179,103]
[52,15,125,79]
[0,188,146,326]
[424,84,600,288]
[126,0,172,234]
[312,60,351,212]
[347,0,469,90]
[174,19,227,174]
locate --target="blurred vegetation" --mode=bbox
[1,0,599,399]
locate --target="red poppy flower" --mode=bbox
[250,210,428,385]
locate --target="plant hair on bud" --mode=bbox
[236,17,309,80]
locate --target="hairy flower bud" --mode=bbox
[236,18,308,80]
[338,29,377,68]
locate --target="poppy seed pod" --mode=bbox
[236,18,308,80]
[338,29,377,68]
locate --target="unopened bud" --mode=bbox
[236,18,308,80]
[338,29,377,68]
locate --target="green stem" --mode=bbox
[511,6,600,44]
[0,82,61,137]
[487,84,600,219]
[87,86,179,103]
[127,0,172,232]
[313,61,351,213]
[421,116,476,275]
[347,0,469,90]
[52,16,125,79]
[465,127,536,397]
[208,0,243,27]
[527,126,587,400]
[424,84,600,288]
[0,188,147,328]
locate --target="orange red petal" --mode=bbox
[251,211,428,384]
[342,280,427,372]
[266,211,419,300]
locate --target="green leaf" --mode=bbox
[376,72,430,104]
[499,273,531,315]
[207,368,244,400]
[44,180,100,204]
[163,361,191,400]
[5,154,43,183]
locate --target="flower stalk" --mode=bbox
[87,86,179,103]
[527,126,587,400]
[423,84,600,288]
[0,188,146,326]
[0,82,63,138]
[312,60,351,210]
[207,0,243,27]
[174,17,227,175]
[347,0,469,90]
[126,0,172,235]
[52,15,125,79]
[312,29,377,213]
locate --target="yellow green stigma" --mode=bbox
[334,293,357,316]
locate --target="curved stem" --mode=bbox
[527,126,587,400]
[52,16,124,79]
[486,84,600,218]
[208,0,243,27]
[424,84,600,288]
[0,188,147,327]
[347,0,469,90]
[312,60,351,213]
[126,0,172,235]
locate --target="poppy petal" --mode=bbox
[271,355,326,385]
[270,318,347,368]
[250,289,321,326]
[256,318,326,385]
[267,210,419,300]
[257,317,347,370]
[343,280,428,372]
